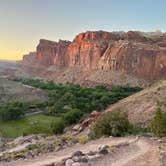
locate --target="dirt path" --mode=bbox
[0,136,160,166]
[87,137,160,166]
[111,139,151,166]
[123,139,160,166]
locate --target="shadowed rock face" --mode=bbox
[24,31,166,81]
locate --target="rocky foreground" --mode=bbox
[0,135,165,166]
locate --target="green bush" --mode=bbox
[130,124,149,135]
[63,109,82,125]
[51,118,65,134]
[92,111,131,137]
[150,108,166,137]
[0,101,26,121]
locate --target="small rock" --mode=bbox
[79,156,88,163]
[87,154,101,161]
[98,145,109,155]
[98,148,108,155]
[87,151,96,156]
[72,156,80,162]
[158,139,163,143]
[72,124,82,132]
[98,145,109,150]
[160,151,166,156]
[72,151,84,157]
[65,159,74,166]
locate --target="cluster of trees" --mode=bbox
[11,78,142,134]
[16,78,142,116]
[0,101,27,121]
[0,99,48,121]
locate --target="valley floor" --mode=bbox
[0,136,161,166]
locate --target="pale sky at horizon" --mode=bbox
[0,0,166,60]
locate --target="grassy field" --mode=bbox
[0,114,59,138]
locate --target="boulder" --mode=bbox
[65,159,74,166]
[98,145,109,155]
[72,151,84,157]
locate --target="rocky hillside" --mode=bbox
[66,80,166,136]
[106,80,166,125]
[0,78,48,105]
[22,31,166,83]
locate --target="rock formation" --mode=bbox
[23,31,166,81]
[22,52,36,65]
[36,39,71,66]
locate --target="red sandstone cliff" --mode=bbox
[23,31,166,81]
[36,39,71,66]
[22,52,36,65]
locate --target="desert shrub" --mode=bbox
[150,107,166,137]
[51,118,65,134]
[78,136,89,144]
[130,124,149,135]
[71,137,79,144]
[92,111,131,137]
[88,131,96,140]
[63,109,82,125]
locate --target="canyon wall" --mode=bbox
[22,52,36,65]
[36,39,71,66]
[25,31,166,81]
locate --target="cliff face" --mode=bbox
[36,39,71,66]
[25,31,166,81]
[22,52,36,65]
[98,41,166,80]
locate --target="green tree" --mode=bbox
[51,118,65,134]
[63,109,82,125]
[0,101,26,121]
[150,107,166,137]
[92,111,131,137]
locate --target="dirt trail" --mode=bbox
[0,136,160,166]
[87,137,160,166]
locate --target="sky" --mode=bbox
[0,0,166,60]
